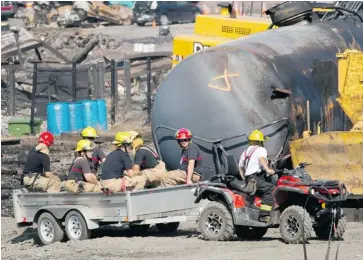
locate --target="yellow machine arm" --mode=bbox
[290,50,363,194]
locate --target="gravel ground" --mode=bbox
[1,217,363,260]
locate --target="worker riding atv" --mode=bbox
[194,154,349,243]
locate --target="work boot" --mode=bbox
[259,204,272,223]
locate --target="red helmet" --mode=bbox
[39,131,54,147]
[175,128,192,140]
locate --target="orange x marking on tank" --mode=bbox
[208,69,239,91]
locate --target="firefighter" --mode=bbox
[238,129,275,222]
[64,140,101,193]
[160,128,204,187]
[100,132,146,192]
[129,131,167,188]
[22,131,61,193]
[80,126,107,175]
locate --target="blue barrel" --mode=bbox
[69,102,84,132]
[47,102,70,135]
[97,99,108,130]
[81,100,99,128]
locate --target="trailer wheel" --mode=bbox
[279,205,313,244]
[199,201,234,241]
[65,210,91,241]
[37,212,64,245]
[156,222,180,233]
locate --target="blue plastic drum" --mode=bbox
[69,102,84,132]
[81,100,99,128]
[97,99,108,130]
[47,102,70,135]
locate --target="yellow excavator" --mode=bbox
[290,50,363,194]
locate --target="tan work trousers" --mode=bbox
[141,161,167,188]
[100,175,147,192]
[160,169,201,187]
[64,180,101,193]
[23,175,61,193]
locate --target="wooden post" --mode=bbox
[124,59,132,113]
[72,62,77,101]
[91,64,98,98]
[8,63,16,116]
[30,63,38,135]
[110,60,118,124]
[98,61,105,99]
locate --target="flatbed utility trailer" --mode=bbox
[13,184,208,245]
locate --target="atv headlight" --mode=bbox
[310,188,315,195]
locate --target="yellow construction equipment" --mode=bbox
[290,50,363,194]
[172,5,275,66]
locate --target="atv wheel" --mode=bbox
[279,205,313,244]
[235,226,268,240]
[314,215,346,240]
[199,201,234,241]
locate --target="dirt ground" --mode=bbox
[1,217,363,260]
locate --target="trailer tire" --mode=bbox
[37,212,64,245]
[199,201,234,241]
[156,222,180,233]
[65,210,91,241]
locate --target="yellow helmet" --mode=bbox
[129,130,143,148]
[112,132,133,146]
[248,130,270,142]
[81,127,98,138]
[75,140,95,152]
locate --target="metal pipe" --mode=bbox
[146,56,152,124]
[110,59,117,124]
[307,100,310,132]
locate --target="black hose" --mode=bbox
[320,6,363,22]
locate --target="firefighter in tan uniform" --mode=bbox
[64,140,101,193]
[80,127,107,176]
[160,128,205,187]
[100,132,146,192]
[129,131,167,188]
[22,131,61,192]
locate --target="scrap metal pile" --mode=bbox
[23,1,133,29]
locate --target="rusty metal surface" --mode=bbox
[152,19,363,178]
[289,131,363,194]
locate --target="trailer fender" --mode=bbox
[37,205,100,230]
[194,186,234,206]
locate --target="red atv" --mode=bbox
[194,155,350,243]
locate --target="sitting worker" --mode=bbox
[22,131,61,192]
[160,128,204,187]
[100,132,146,192]
[64,140,101,193]
[129,131,167,188]
[80,126,107,175]
[238,129,276,222]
